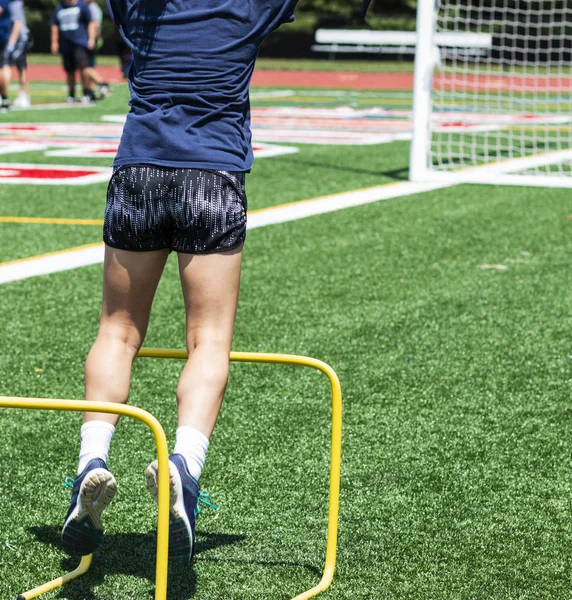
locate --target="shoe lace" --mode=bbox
[196,490,219,517]
[62,476,75,489]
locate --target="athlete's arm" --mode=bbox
[90,4,102,38]
[7,19,21,50]
[50,24,59,54]
[7,1,23,51]
[87,20,97,49]
[82,2,96,50]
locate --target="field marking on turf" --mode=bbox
[0,163,112,185]
[246,180,450,227]
[0,216,104,225]
[0,179,453,285]
[0,243,104,284]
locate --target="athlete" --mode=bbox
[61,0,298,565]
[84,0,109,98]
[5,0,32,108]
[0,0,20,110]
[50,0,101,103]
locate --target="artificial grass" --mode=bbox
[1,176,572,599]
[1,82,131,122]
[1,74,572,600]
[0,224,101,263]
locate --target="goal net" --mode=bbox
[410,0,572,188]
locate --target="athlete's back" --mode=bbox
[107,0,297,171]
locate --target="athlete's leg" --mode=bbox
[62,246,169,556]
[144,168,246,562]
[2,64,11,89]
[176,247,243,437]
[83,66,103,86]
[11,61,30,107]
[145,247,242,563]
[0,61,8,100]
[63,163,171,554]
[18,65,28,93]
[66,71,76,99]
[83,245,170,426]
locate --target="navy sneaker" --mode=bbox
[145,454,199,564]
[61,458,117,555]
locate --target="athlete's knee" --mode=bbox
[94,322,145,356]
[179,341,230,393]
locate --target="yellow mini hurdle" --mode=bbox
[0,348,342,600]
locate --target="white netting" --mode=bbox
[429,0,572,181]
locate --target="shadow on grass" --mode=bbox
[27,525,244,600]
[198,556,322,579]
[276,156,409,181]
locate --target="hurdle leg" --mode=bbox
[16,555,93,600]
[0,398,170,600]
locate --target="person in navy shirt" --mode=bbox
[61,0,299,567]
[51,0,104,102]
[0,0,21,110]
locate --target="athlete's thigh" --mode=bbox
[74,44,90,71]
[177,247,243,349]
[62,50,75,74]
[15,51,27,72]
[101,245,170,340]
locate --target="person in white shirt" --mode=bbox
[5,0,31,108]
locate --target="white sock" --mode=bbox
[173,426,210,481]
[77,421,116,474]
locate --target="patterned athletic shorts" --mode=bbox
[104,165,247,254]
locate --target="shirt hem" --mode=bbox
[112,158,251,173]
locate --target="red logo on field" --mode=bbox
[0,163,112,185]
[0,122,300,162]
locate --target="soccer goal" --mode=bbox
[410,0,572,188]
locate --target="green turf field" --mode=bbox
[1,76,572,600]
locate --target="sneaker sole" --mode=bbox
[145,460,193,563]
[61,468,117,555]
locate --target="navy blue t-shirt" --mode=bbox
[106,0,297,171]
[0,0,12,44]
[52,0,92,50]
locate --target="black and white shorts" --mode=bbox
[104,165,247,254]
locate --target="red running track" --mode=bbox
[24,64,572,92]
[25,64,413,89]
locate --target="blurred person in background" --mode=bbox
[5,0,32,108]
[50,0,104,103]
[84,0,108,98]
[0,0,19,110]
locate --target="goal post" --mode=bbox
[410,0,572,188]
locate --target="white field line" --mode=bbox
[247,180,449,228]
[0,243,105,285]
[9,102,94,112]
[421,149,572,189]
[0,179,453,285]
